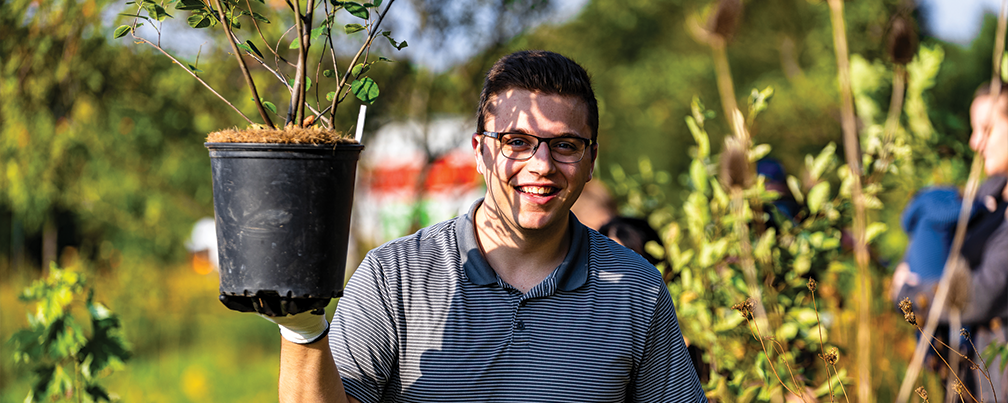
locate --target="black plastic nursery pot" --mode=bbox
[205,142,363,316]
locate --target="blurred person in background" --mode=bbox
[892,81,1008,399]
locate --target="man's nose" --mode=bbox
[970,129,987,153]
[526,141,556,172]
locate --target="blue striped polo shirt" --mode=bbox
[330,200,706,402]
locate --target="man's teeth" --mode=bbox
[521,186,554,195]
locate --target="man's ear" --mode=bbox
[587,143,599,180]
[472,133,486,175]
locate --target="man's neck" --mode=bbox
[473,202,572,293]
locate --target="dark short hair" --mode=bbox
[477,50,599,142]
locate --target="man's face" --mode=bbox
[970,94,1008,176]
[472,88,597,234]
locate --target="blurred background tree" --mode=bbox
[1,0,1001,400]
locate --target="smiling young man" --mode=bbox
[271,50,706,403]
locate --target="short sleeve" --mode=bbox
[632,286,708,402]
[329,251,400,403]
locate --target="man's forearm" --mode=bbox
[278,336,357,403]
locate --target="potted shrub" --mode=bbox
[114,0,406,315]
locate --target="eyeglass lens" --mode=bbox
[498,133,588,163]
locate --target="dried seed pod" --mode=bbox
[807,278,817,292]
[708,0,743,42]
[886,14,919,65]
[720,138,751,190]
[732,298,755,319]
[900,297,917,325]
[946,256,973,312]
[915,386,929,402]
[823,347,839,365]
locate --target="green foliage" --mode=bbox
[607,31,955,396]
[114,0,406,128]
[8,266,130,402]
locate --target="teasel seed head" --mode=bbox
[823,347,839,365]
[900,297,917,326]
[807,278,817,292]
[947,255,972,312]
[708,0,743,43]
[915,386,929,402]
[960,328,970,338]
[886,13,919,65]
[732,298,755,319]
[720,138,751,190]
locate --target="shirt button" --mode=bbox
[514,320,526,330]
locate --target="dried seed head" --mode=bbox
[953,380,965,396]
[947,256,972,312]
[915,386,929,401]
[823,347,839,365]
[720,138,751,190]
[732,298,755,319]
[807,278,817,292]
[961,328,970,338]
[900,297,917,326]
[708,0,743,42]
[886,14,919,65]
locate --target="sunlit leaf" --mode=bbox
[251,11,269,23]
[343,1,368,18]
[262,100,276,115]
[246,40,264,59]
[326,91,336,101]
[351,77,379,104]
[344,23,365,34]
[187,14,211,28]
[807,181,830,214]
[351,63,369,77]
[175,0,205,10]
[113,25,132,39]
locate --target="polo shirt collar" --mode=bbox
[457,199,589,292]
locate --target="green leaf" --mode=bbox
[236,42,253,54]
[147,3,173,21]
[305,77,312,91]
[262,100,277,115]
[351,77,379,104]
[311,25,328,40]
[351,63,370,77]
[689,159,708,194]
[1002,52,1008,83]
[251,11,269,23]
[326,91,336,101]
[118,12,151,20]
[186,64,203,74]
[289,39,300,49]
[394,40,408,50]
[786,175,803,204]
[246,40,264,59]
[113,25,132,39]
[86,384,111,402]
[864,222,887,244]
[323,69,335,78]
[373,0,382,7]
[343,1,368,18]
[175,0,205,10]
[187,14,211,28]
[344,23,365,34]
[807,181,830,214]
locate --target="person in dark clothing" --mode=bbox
[893,82,1008,399]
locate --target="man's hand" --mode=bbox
[262,309,330,345]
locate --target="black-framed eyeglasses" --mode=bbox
[480,131,593,163]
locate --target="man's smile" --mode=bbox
[517,185,559,196]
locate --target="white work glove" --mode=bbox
[261,310,330,345]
